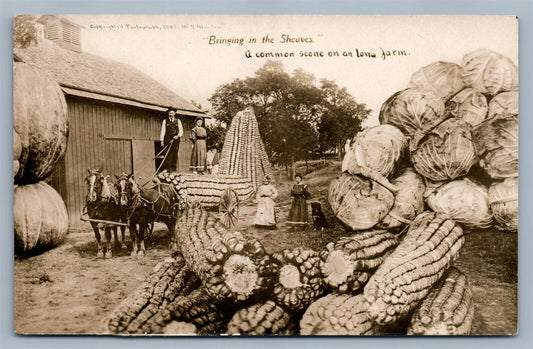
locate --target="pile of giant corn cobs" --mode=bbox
[102,207,472,336]
[156,171,255,209]
[103,49,517,336]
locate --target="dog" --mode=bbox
[311,202,329,231]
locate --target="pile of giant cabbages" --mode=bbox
[331,49,518,233]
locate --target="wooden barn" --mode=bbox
[14,15,206,225]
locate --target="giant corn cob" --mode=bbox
[226,300,294,335]
[102,253,200,334]
[219,108,273,188]
[407,267,474,335]
[157,171,255,207]
[320,230,399,294]
[300,293,383,335]
[161,321,198,335]
[364,212,465,326]
[270,248,326,311]
[175,206,273,303]
[142,287,232,335]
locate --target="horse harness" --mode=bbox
[128,183,180,221]
[82,195,122,229]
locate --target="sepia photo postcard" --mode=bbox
[13,14,518,336]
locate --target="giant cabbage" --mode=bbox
[379,88,447,141]
[461,49,518,96]
[409,61,466,101]
[342,124,407,183]
[488,91,519,119]
[445,88,488,127]
[488,177,518,232]
[411,118,478,182]
[377,168,426,230]
[328,173,394,231]
[426,178,492,229]
[472,113,518,179]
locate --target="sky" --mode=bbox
[59,15,518,126]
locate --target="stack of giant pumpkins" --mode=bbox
[13,62,70,257]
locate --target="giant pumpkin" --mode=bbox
[13,62,68,184]
[14,181,69,255]
[13,130,21,178]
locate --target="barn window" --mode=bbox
[72,28,81,46]
[62,24,72,43]
[61,23,81,46]
[47,23,59,40]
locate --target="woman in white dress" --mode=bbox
[254,176,278,229]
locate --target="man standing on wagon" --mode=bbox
[160,107,183,173]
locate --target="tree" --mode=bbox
[14,15,39,49]
[318,79,371,157]
[206,122,226,151]
[250,62,322,175]
[210,61,323,178]
[209,61,369,177]
[209,79,254,126]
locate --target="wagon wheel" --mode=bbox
[219,187,239,228]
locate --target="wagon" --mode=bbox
[156,171,256,228]
[81,177,253,232]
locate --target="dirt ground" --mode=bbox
[14,162,517,335]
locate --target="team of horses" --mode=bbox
[84,168,180,258]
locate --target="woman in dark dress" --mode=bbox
[159,108,183,172]
[287,174,310,226]
[190,117,207,174]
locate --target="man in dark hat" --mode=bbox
[159,107,183,172]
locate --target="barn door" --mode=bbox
[179,118,194,173]
[131,139,156,184]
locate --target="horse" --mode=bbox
[115,174,180,257]
[84,168,127,258]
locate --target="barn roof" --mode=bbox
[14,39,205,117]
